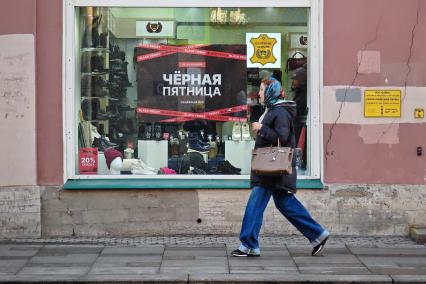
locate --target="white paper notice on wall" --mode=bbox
[246,33,281,68]
[136,21,175,38]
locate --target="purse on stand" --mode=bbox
[285,51,307,72]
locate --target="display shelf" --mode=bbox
[81,96,110,100]
[81,47,109,52]
[81,72,109,76]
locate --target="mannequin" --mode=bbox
[109,157,123,174]
[103,147,123,175]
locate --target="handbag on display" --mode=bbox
[285,51,307,72]
[251,138,294,176]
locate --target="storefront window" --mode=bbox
[73,6,311,178]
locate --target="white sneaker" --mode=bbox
[135,159,157,172]
[122,159,157,172]
[131,166,157,175]
[232,122,242,141]
[241,122,251,140]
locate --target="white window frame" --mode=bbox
[63,0,323,182]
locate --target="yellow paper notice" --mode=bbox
[364,90,401,118]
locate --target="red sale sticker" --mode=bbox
[79,148,98,174]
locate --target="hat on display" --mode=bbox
[104,148,123,169]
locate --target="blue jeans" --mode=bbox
[238,185,329,255]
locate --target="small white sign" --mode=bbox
[136,21,175,38]
[246,33,281,68]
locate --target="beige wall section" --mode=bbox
[0,186,41,238]
[0,34,36,186]
[40,186,425,238]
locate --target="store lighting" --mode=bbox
[210,8,248,24]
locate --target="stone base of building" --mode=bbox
[0,185,425,238]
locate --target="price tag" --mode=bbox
[79,148,98,174]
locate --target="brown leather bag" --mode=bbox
[251,139,294,176]
[285,51,307,72]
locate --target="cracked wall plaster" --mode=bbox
[357,123,400,145]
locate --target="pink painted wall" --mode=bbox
[323,0,426,184]
[324,0,426,87]
[0,1,36,35]
[35,0,63,185]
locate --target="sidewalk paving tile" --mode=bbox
[101,246,164,256]
[0,245,41,257]
[29,253,99,264]
[288,246,351,256]
[229,258,295,267]
[359,256,426,266]
[18,265,90,275]
[164,247,227,257]
[349,247,426,256]
[370,267,426,275]
[95,255,162,263]
[161,259,227,267]
[189,273,392,283]
[84,273,188,283]
[293,255,361,264]
[230,266,299,274]
[298,266,371,275]
[0,259,28,274]
[391,275,426,283]
[89,266,160,274]
[36,245,103,256]
[161,266,228,274]
[0,275,79,282]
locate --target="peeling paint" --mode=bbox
[358,124,400,144]
[357,50,381,74]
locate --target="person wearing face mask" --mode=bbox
[231,76,329,258]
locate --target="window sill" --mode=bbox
[63,179,324,190]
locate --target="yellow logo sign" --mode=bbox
[250,34,277,66]
[415,108,424,119]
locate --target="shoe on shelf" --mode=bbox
[231,249,260,257]
[224,160,241,172]
[135,159,157,172]
[232,122,242,141]
[241,122,251,141]
[188,132,210,153]
[217,160,241,175]
[312,236,328,256]
[93,136,118,152]
[153,125,162,141]
[131,166,157,175]
[188,142,210,153]
[143,124,152,140]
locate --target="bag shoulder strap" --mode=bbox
[276,113,294,148]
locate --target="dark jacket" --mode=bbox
[250,101,297,193]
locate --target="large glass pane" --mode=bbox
[75,7,309,176]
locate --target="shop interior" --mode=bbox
[76,7,309,176]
